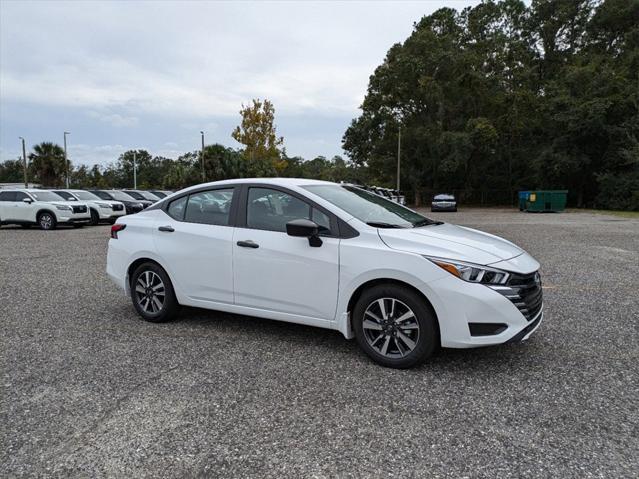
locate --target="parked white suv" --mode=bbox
[106,179,543,368]
[0,189,90,230]
[54,189,126,225]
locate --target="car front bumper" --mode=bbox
[99,209,126,220]
[420,274,543,348]
[58,212,91,224]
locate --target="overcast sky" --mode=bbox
[0,0,479,167]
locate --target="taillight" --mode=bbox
[111,223,126,239]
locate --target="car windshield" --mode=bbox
[54,191,77,201]
[109,191,136,201]
[303,185,440,228]
[73,190,101,201]
[140,191,160,201]
[152,191,167,198]
[30,191,66,202]
[123,191,146,200]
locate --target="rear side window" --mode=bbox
[184,188,234,226]
[0,191,16,201]
[167,196,188,221]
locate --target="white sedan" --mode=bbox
[106,178,543,368]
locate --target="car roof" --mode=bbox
[173,178,337,195]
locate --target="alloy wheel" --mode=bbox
[40,214,53,230]
[134,270,166,314]
[362,297,420,358]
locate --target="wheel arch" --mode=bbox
[126,257,174,295]
[345,278,440,343]
[36,208,56,220]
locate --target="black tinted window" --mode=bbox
[15,192,29,201]
[247,188,311,233]
[55,191,74,200]
[184,188,234,226]
[0,191,16,202]
[167,196,187,221]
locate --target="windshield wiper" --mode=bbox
[366,221,405,228]
[413,219,444,227]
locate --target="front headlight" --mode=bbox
[55,205,72,211]
[96,202,111,209]
[425,257,510,284]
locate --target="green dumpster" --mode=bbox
[520,190,568,212]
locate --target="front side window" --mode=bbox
[246,188,312,233]
[184,188,234,226]
[15,192,30,201]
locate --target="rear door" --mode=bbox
[152,187,237,304]
[232,185,339,320]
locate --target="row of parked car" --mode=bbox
[0,188,172,230]
[345,184,406,205]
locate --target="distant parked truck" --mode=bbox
[519,190,568,212]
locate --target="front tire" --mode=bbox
[130,262,180,322]
[38,212,56,230]
[353,284,438,369]
[89,208,100,226]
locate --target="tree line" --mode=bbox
[1,1,637,210]
[343,0,639,210]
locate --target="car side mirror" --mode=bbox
[22,198,33,204]
[286,219,323,247]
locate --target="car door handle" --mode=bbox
[158,226,174,232]
[237,240,259,249]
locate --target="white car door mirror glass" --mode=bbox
[22,198,32,204]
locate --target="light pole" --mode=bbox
[133,151,137,189]
[19,137,27,188]
[63,131,70,188]
[200,131,205,182]
[397,126,401,191]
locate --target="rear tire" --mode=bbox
[130,262,180,323]
[37,212,56,230]
[89,208,100,226]
[353,284,438,369]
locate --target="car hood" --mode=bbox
[378,223,524,265]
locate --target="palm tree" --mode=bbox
[28,142,67,187]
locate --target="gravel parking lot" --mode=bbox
[1,208,638,478]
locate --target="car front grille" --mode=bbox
[72,205,87,213]
[490,271,543,321]
[112,204,124,211]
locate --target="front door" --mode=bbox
[232,186,339,320]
